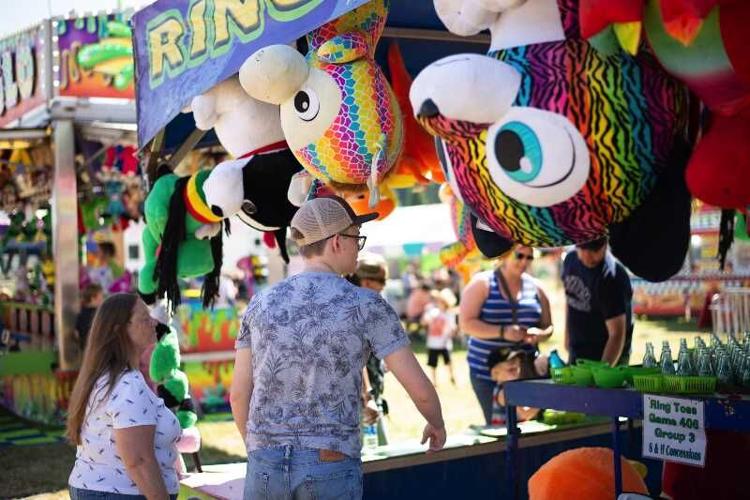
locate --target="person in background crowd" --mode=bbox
[66,293,180,500]
[88,241,124,291]
[352,254,391,446]
[487,347,547,426]
[213,272,239,309]
[460,246,553,425]
[231,196,445,500]
[74,283,104,352]
[405,280,433,338]
[422,288,458,386]
[562,237,633,366]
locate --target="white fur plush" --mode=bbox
[188,77,284,158]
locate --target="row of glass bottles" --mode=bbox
[643,333,750,387]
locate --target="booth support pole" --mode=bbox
[52,118,79,370]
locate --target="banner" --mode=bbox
[0,25,47,128]
[132,0,368,147]
[56,14,136,99]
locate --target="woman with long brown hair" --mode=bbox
[66,293,180,499]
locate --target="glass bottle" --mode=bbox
[660,343,676,375]
[643,342,657,368]
[677,345,694,376]
[697,349,714,377]
[716,351,734,386]
[741,355,750,388]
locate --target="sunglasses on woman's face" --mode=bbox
[515,252,534,261]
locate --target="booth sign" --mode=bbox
[133,0,368,147]
[0,26,46,128]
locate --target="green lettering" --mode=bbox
[212,0,264,57]
[15,40,34,100]
[147,10,187,89]
[264,0,324,21]
[2,51,18,109]
[188,0,209,60]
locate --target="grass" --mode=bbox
[0,313,714,498]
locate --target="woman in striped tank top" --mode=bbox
[459,246,553,425]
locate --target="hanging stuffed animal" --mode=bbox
[239,0,403,209]
[438,183,480,268]
[189,77,302,262]
[138,162,244,311]
[149,306,201,465]
[387,42,445,186]
[580,0,750,210]
[411,0,694,281]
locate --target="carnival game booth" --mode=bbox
[632,205,750,319]
[129,0,750,497]
[0,11,147,425]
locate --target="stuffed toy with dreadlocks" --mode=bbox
[138,162,242,312]
[149,306,201,465]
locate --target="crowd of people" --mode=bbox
[63,194,636,499]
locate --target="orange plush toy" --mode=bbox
[528,447,649,500]
[387,42,445,186]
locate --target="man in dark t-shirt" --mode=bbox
[562,237,633,365]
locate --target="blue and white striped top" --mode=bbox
[467,271,542,381]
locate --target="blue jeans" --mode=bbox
[69,486,177,499]
[470,372,497,426]
[244,445,362,500]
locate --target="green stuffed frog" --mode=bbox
[149,308,200,458]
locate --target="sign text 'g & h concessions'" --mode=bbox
[643,394,707,467]
[145,0,323,90]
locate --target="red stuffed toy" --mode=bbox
[581,0,750,209]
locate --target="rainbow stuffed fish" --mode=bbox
[240,0,402,208]
[411,0,693,279]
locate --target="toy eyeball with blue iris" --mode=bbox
[485,107,589,207]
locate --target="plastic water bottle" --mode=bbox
[363,424,378,452]
[549,349,565,369]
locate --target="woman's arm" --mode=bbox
[459,272,526,341]
[459,275,503,339]
[113,425,169,500]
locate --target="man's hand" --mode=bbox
[421,423,446,453]
[362,400,380,426]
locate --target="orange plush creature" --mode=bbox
[528,447,649,500]
[387,42,445,186]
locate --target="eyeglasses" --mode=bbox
[515,252,534,261]
[338,233,367,250]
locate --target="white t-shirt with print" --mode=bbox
[424,306,456,350]
[68,370,181,495]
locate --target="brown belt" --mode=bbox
[319,449,347,462]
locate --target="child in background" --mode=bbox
[487,347,546,426]
[74,283,104,352]
[422,288,458,386]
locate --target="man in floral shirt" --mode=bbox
[231,196,445,499]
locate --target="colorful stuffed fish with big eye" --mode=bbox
[239,0,403,208]
[412,0,692,260]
